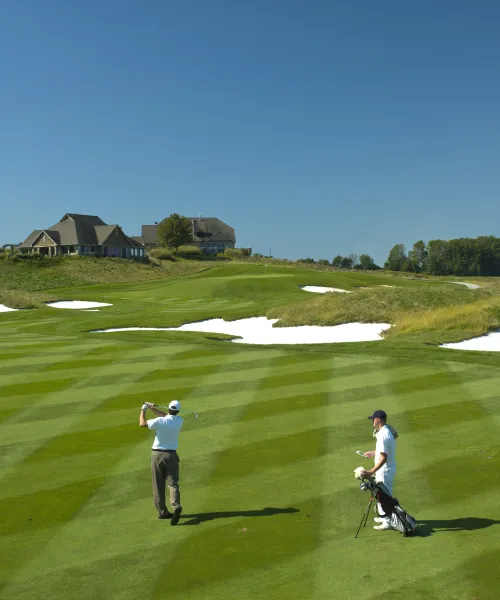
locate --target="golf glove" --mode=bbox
[141,403,149,410]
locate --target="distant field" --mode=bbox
[0,262,499,599]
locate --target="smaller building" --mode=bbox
[136,217,236,254]
[17,213,144,259]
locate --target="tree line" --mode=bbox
[297,253,379,270]
[385,236,500,276]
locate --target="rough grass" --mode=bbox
[0,289,54,309]
[391,297,500,341]
[268,286,488,326]
[0,256,213,307]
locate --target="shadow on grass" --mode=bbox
[418,517,500,536]
[180,506,299,525]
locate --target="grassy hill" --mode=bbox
[3,257,500,344]
[0,255,212,308]
[0,260,499,599]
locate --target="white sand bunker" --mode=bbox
[47,301,112,310]
[300,286,351,294]
[441,331,500,352]
[0,304,18,313]
[450,282,481,290]
[94,317,391,345]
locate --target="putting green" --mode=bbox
[0,264,499,599]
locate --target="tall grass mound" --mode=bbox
[0,289,55,309]
[268,286,489,327]
[149,247,175,261]
[0,255,213,307]
[177,245,202,257]
[391,296,500,342]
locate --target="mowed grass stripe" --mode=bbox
[16,346,245,465]
[0,344,188,479]
[108,358,446,404]
[0,342,136,385]
[0,349,282,600]
[155,351,323,597]
[0,344,198,590]
[375,361,500,599]
[5,363,500,454]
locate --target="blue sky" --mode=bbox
[1,0,499,265]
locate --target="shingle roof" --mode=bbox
[48,214,106,245]
[17,230,43,248]
[94,225,117,245]
[43,230,61,244]
[140,218,235,245]
[141,225,159,245]
[18,214,141,248]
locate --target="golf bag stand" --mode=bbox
[355,494,374,538]
[355,476,418,537]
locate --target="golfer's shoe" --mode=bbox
[374,521,394,531]
[170,506,182,526]
[373,517,385,523]
[158,510,173,520]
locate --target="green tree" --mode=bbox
[157,214,193,253]
[384,244,406,271]
[407,240,428,272]
[332,255,343,267]
[341,256,354,269]
[426,240,449,275]
[318,259,330,265]
[359,254,377,270]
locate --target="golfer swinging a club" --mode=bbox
[360,410,398,531]
[140,400,183,525]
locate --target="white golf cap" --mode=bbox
[169,400,181,411]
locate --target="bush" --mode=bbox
[149,247,174,260]
[177,245,202,256]
[224,248,245,259]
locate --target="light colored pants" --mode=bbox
[151,451,181,515]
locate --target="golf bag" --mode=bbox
[361,478,418,536]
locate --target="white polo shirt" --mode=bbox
[147,415,184,450]
[374,424,396,485]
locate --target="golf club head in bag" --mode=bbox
[355,472,418,537]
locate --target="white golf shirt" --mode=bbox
[147,415,184,450]
[374,424,396,490]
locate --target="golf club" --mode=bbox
[154,404,199,419]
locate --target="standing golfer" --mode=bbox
[140,400,183,525]
[360,409,397,531]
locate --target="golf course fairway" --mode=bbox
[0,262,499,600]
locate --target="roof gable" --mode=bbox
[95,225,142,247]
[141,217,235,245]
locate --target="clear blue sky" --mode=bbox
[1,0,499,265]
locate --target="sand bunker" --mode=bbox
[47,301,112,310]
[300,286,351,294]
[441,331,500,352]
[450,282,480,290]
[94,317,391,345]
[0,304,18,313]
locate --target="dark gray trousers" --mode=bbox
[151,451,181,514]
